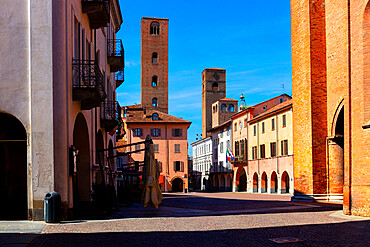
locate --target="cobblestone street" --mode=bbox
[2,192,368,247]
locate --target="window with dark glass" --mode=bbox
[270,142,276,157]
[150,22,160,35]
[262,122,265,133]
[173,161,184,172]
[221,104,227,111]
[228,104,234,112]
[133,128,143,137]
[152,98,158,107]
[152,76,158,86]
[175,144,180,153]
[260,144,266,159]
[152,113,159,120]
[252,146,257,160]
[212,82,218,91]
[151,128,161,137]
[235,141,239,156]
[241,140,245,157]
[253,125,256,136]
[152,52,158,63]
[282,114,286,127]
[281,140,288,156]
[172,128,182,137]
[272,118,275,130]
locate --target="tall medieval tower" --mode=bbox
[202,68,226,138]
[141,17,169,113]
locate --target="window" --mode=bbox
[272,118,275,130]
[219,161,224,171]
[173,161,184,172]
[135,144,141,151]
[239,121,242,129]
[262,122,265,133]
[281,140,288,156]
[253,125,256,136]
[152,113,159,120]
[152,52,158,63]
[226,140,230,149]
[235,141,240,156]
[228,104,234,112]
[220,131,223,138]
[213,106,215,113]
[280,97,284,103]
[260,144,266,159]
[244,119,247,128]
[152,98,158,107]
[220,142,224,153]
[133,128,143,137]
[252,146,257,160]
[150,22,160,35]
[154,144,159,153]
[175,144,180,153]
[221,104,227,111]
[212,82,218,91]
[270,142,276,157]
[172,128,182,137]
[241,140,245,157]
[151,128,161,137]
[152,76,157,86]
[234,123,237,132]
[282,114,286,127]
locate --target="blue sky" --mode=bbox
[116,0,292,155]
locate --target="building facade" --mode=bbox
[123,107,191,192]
[232,94,293,194]
[191,137,212,191]
[291,0,370,216]
[0,0,124,220]
[210,121,233,191]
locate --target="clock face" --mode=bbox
[213,72,220,81]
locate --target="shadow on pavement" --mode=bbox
[8,220,368,247]
[70,194,342,221]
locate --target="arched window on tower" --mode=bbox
[221,104,227,111]
[152,76,158,86]
[150,22,160,35]
[152,52,158,63]
[212,82,218,91]
[228,104,235,112]
[152,98,158,107]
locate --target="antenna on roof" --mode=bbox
[281,83,285,94]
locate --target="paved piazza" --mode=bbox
[1,193,369,247]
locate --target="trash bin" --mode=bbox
[44,191,61,223]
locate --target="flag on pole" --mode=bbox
[226,148,235,162]
[109,120,121,136]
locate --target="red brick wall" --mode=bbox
[141,17,169,113]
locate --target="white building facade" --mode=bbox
[191,137,212,191]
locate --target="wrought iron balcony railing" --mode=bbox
[115,70,124,87]
[82,0,110,29]
[100,101,121,130]
[107,39,124,72]
[72,59,106,109]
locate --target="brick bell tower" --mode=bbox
[202,68,226,138]
[141,17,169,113]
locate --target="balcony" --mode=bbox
[115,70,124,88]
[107,39,124,72]
[100,101,121,130]
[72,59,106,110]
[82,0,110,29]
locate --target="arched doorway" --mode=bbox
[261,172,268,193]
[281,171,290,193]
[73,113,91,212]
[220,175,225,191]
[171,178,183,192]
[239,168,247,192]
[271,171,278,193]
[328,104,344,196]
[0,113,27,219]
[213,175,219,191]
[253,173,258,193]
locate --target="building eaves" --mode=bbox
[248,100,292,123]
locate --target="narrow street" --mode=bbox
[2,193,369,247]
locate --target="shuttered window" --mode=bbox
[172,128,182,137]
[150,128,161,137]
[133,128,143,137]
[173,161,184,171]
